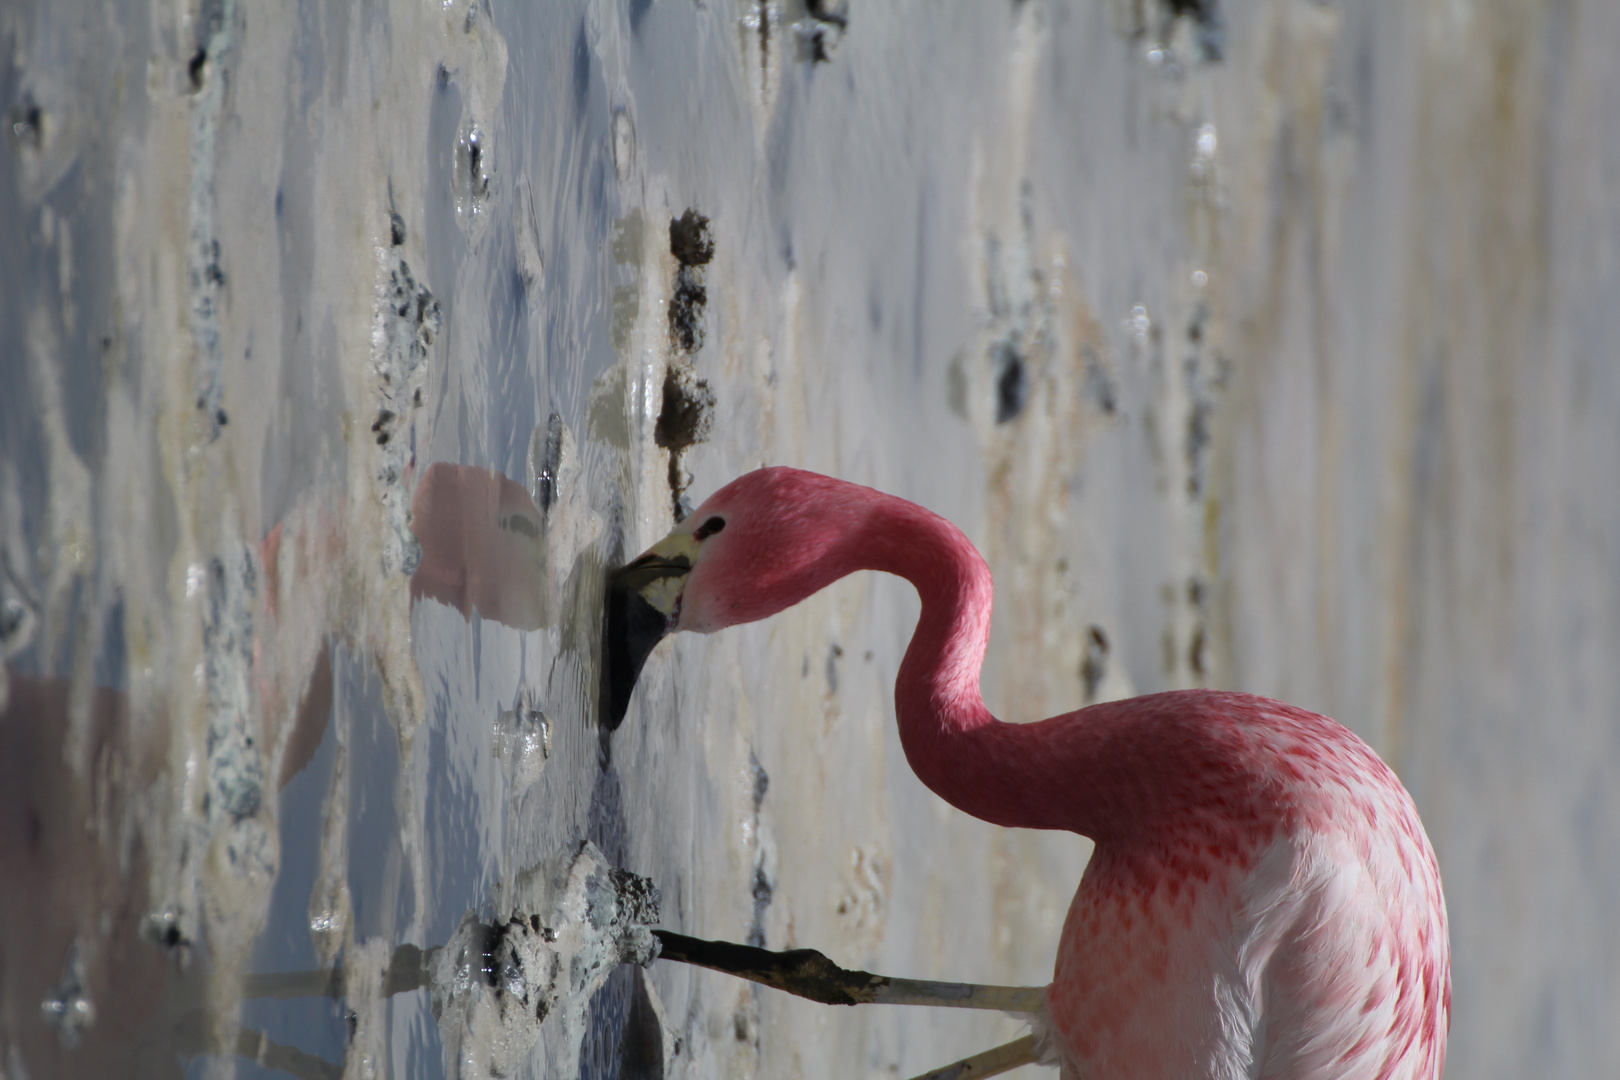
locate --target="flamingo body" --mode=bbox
[613,467,1448,1079]
[1040,693,1447,1079]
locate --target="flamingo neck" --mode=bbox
[860,494,994,728]
[856,492,1074,832]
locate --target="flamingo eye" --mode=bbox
[694,516,726,540]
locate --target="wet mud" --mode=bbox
[667,209,713,354]
[4,2,1618,1079]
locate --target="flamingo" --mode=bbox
[606,467,1449,1080]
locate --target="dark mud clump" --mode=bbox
[799,1,849,64]
[1165,0,1224,62]
[993,340,1027,424]
[669,275,706,352]
[669,209,714,267]
[654,363,716,520]
[668,209,712,353]
[653,365,715,453]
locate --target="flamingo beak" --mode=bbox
[603,531,699,730]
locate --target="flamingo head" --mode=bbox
[603,467,865,728]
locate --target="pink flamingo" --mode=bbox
[608,467,1449,1080]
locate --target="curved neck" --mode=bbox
[856,493,1085,833]
[861,494,994,733]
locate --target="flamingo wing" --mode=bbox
[1232,829,1448,1080]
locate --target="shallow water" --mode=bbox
[4,2,1620,1078]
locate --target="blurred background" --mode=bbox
[2,1,1618,1077]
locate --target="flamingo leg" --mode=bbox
[173,943,432,1008]
[230,938,1049,1077]
[652,930,1047,1013]
[228,1025,345,1080]
[160,1004,345,1080]
[905,1034,1041,1080]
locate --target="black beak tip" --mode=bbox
[602,575,676,731]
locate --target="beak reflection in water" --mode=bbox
[602,532,697,730]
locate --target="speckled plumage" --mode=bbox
[671,468,1449,1079]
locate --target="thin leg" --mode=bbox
[234,943,432,1002]
[907,1034,1041,1080]
[168,1010,343,1080]
[233,1026,344,1080]
[652,930,1046,1013]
